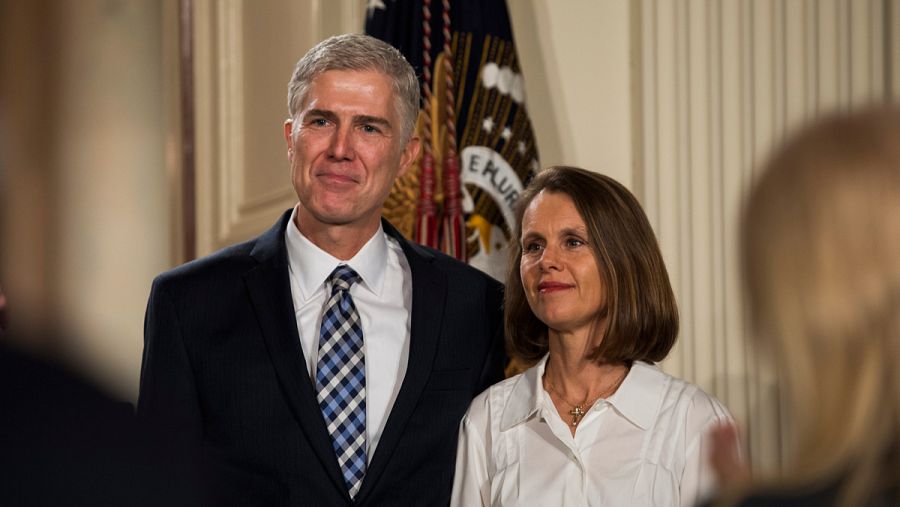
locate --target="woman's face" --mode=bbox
[519,190,605,335]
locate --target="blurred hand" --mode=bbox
[709,421,750,489]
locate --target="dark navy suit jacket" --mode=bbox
[137,210,505,506]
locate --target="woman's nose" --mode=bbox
[538,244,561,271]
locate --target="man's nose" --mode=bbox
[327,125,355,160]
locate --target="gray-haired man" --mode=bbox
[138,34,504,506]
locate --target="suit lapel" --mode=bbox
[356,220,449,503]
[243,210,349,500]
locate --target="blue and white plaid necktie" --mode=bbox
[316,265,366,498]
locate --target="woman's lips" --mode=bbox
[538,282,573,293]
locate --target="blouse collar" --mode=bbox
[500,355,667,432]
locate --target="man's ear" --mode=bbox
[283,119,294,160]
[397,135,421,178]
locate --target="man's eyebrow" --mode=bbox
[355,115,392,129]
[303,109,338,121]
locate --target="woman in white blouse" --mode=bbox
[451,166,733,506]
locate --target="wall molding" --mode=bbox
[192,0,364,255]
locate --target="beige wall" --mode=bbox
[507,1,635,188]
[1,0,178,400]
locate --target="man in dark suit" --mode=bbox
[137,34,505,506]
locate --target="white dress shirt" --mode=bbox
[284,207,412,462]
[451,354,733,506]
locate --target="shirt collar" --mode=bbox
[284,205,388,301]
[499,356,666,432]
[605,360,667,430]
[500,354,549,431]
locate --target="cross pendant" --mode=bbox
[569,405,586,426]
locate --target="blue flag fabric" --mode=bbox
[367,0,539,281]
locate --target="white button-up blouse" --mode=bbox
[451,355,733,506]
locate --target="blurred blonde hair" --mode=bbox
[741,107,900,505]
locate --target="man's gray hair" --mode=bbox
[287,33,420,141]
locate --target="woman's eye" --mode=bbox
[565,238,585,248]
[523,242,543,253]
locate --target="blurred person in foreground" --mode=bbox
[0,338,200,506]
[138,33,504,506]
[451,166,734,506]
[708,108,900,506]
[0,100,198,507]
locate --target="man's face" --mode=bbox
[284,69,419,232]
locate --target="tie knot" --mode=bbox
[328,265,361,294]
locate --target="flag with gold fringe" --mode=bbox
[367,0,539,281]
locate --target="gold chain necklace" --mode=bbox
[544,367,627,427]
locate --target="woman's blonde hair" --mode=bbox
[741,107,900,505]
